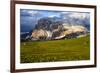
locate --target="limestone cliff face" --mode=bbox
[21,17,88,41]
[31,24,88,40]
[63,25,87,34]
[52,25,88,40]
[31,29,48,40]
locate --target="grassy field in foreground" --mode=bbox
[20,35,90,63]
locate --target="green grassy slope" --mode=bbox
[20,35,90,63]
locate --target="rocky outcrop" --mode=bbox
[21,17,88,41]
[31,29,51,40]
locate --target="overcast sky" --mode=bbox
[20,9,90,32]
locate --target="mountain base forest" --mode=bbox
[20,35,90,63]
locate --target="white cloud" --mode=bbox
[27,11,39,16]
[61,12,69,14]
[61,11,89,20]
[21,10,27,13]
[69,13,89,19]
[21,9,39,16]
[48,15,58,18]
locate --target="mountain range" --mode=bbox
[21,17,89,41]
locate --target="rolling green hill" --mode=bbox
[20,35,90,63]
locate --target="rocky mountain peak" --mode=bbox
[21,17,89,41]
